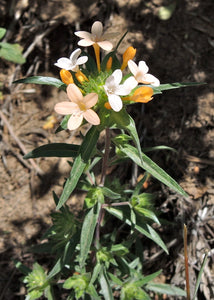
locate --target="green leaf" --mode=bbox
[192,251,209,300]
[152,82,206,95]
[47,233,79,279]
[134,207,160,225]
[101,186,121,200]
[134,270,162,286]
[55,115,71,133]
[90,263,102,285]
[0,42,25,64]
[107,272,123,286]
[110,109,143,165]
[99,267,114,300]
[142,145,177,153]
[14,260,31,276]
[117,143,188,197]
[24,143,80,159]
[79,203,101,269]
[146,283,186,296]
[0,27,6,40]
[105,206,168,253]
[13,76,66,89]
[86,284,100,299]
[56,126,100,209]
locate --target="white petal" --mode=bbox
[83,109,100,125]
[76,56,88,66]
[67,84,83,103]
[69,48,81,63]
[67,114,83,130]
[91,21,103,38]
[78,39,94,47]
[108,94,123,112]
[139,61,149,74]
[115,77,138,96]
[128,60,138,76]
[97,40,113,51]
[54,58,72,70]
[124,76,138,90]
[112,69,122,85]
[84,93,98,109]
[54,102,78,115]
[144,74,160,86]
[75,31,92,40]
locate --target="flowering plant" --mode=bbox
[15,21,203,299]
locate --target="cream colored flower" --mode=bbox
[75,21,115,51]
[54,48,88,72]
[128,60,160,87]
[54,84,100,130]
[104,69,137,112]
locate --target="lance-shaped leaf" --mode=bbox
[114,141,187,197]
[79,203,101,269]
[14,76,66,89]
[110,109,143,165]
[56,126,100,209]
[146,283,186,297]
[152,82,206,95]
[99,267,114,300]
[47,232,79,280]
[105,206,168,253]
[24,143,80,159]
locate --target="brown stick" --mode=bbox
[184,224,191,300]
[0,110,44,175]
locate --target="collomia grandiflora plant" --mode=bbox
[15,21,202,299]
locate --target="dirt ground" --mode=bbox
[0,0,213,299]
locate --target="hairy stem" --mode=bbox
[100,128,110,186]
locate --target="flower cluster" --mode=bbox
[54,21,160,130]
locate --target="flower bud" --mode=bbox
[121,46,136,70]
[60,69,74,85]
[75,70,88,84]
[131,86,153,103]
[106,56,112,71]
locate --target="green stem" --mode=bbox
[100,128,110,186]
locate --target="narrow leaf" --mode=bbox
[152,82,206,95]
[14,76,66,89]
[56,126,100,209]
[79,203,101,268]
[105,206,168,253]
[99,267,114,300]
[135,207,160,225]
[47,233,79,279]
[192,251,209,300]
[102,187,121,200]
[146,283,186,296]
[24,143,80,159]
[118,143,188,197]
[135,270,162,286]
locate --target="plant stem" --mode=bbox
[184,224,191,300]
[100,128,110,186]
